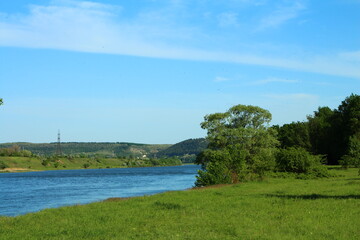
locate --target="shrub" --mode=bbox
[54,162,60,168]
[275,147,329,177]
[0,161,9,169]
[41,159,50,167]
[339,135,360,169]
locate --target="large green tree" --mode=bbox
[195,105,279,186]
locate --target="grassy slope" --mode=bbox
[0,156,181,172]
[0,142,172,158]
[0,168,359,239]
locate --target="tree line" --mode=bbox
[273,94,359,165]
[195,94,359,186]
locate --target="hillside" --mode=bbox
[155,138,208,162]
[0,139,208,162]
[0,142,171,158]
[0,156,182,172]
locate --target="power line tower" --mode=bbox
[56,130,62,156]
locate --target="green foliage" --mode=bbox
[0,155,182,172]
[0,98,3,106]
[0,145,33,157]
[275,147,329,178]
[275,121,311,150]
[339,135,360,169]
[41,159,50,166]
[83,163,91,169]
[0,161,8,169]
[307,106,336,162]
[195,150,233,186]
[308,94,360,164]
[196,104,279,186]
[273,94,360,165]
[0,142,170,159]
[337,93,360,137]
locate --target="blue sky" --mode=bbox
[0,0,359,144]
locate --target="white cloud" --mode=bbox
[264,93,318,102]
[217,12,239,27]
[214,76,230,82]
[339,50,360,62]
[0,1,359,79]
[257,1,306,30]
[252,77,299,85]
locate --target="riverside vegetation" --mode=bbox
[0,153,182,172]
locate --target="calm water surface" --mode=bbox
[0,165,199,216]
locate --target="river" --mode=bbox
[0,165,200,216]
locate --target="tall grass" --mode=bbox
[0,167,359,239]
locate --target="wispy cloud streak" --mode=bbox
[264,93,318,101]
[252,77,299,85]
[0,1,359,79]
[257,1,306,30]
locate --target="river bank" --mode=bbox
[0,156,182,173]
[0,167,358,239]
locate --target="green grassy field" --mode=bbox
[0,156,182,172]
[0,167,359,239]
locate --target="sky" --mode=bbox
[0,0,359,144]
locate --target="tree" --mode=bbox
[195,105,279,186]
[336,94,360,158]
[306,95,360,165]
[276,121,311,151]
[307,106,337,163]
[0,98,3,106]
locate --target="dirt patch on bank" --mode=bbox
[103,197,133,202]
[190,184,233,190]
[0,168,39,173]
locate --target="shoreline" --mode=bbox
[0,163,186,174]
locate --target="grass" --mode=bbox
[0,156,181,172]
[0,167,359,239]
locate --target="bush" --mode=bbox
[339,135,360,169]
[0,161,9,169]
[0,146,33,157]
[339,155,358,169]
[275,147,329,177]
[41,159,50,167]
[195,160,232,187]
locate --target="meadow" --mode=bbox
[0,167,358,239]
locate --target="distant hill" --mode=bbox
[0,142,170,158]
[154,138,208,162]
[0,138,208,162]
